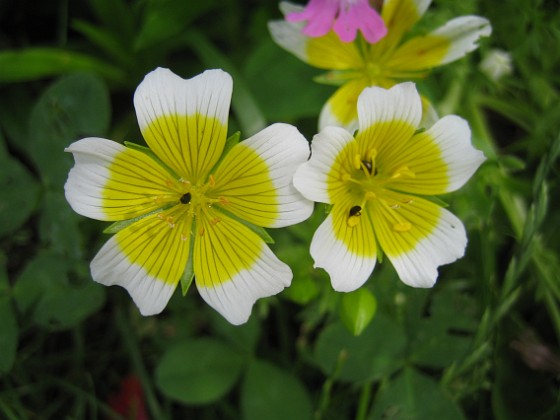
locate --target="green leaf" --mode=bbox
[13,251,105,330]
[241,360,313,420]
[0,256,18,373]
[273,240,319,305]
[72,20,132,67]
[0,132,41,238]
[135,1,217,51]
[339,288,377,336]
[408,286,478,369]
[369,368,465,420]
[39,190,84,257]
[28,72,111,188]
[244,39,331,122]
[88,0,135,42]
[314,315,406,383]
[0,48,126,84]
[155,338,245,405]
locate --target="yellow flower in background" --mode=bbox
[293,82,485,291]
[269,0,492,131]
[64,68,313,325]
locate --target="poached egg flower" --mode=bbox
[64,68,313,325]
[286,0,387,44]
[269,0,492,132]
[293,82,485,291]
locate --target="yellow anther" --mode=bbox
[179,178,191,185]
[219,196,230,205]
[180,234,188,241]
[393,222,412,232]
[341,172,352,182]
[210,217,221,226]
[347,215,361,227]
[365,148,377,162]
[391,165,415,180]
[199,227,205,236]
[365,191,377,200]
[157,213,165,220]
[353,154,362,171]
[166,216,175,228]
[208,174,216,187]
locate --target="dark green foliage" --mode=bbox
[0,0,559,418]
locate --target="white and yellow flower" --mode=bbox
[64,68,313,325]
[293,82,484,291]
[269,0,492,131]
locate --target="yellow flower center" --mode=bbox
[340,147,415,231]
[153,174,229,240]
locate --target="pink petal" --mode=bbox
[333,0,387,44]
[287,0,339,38]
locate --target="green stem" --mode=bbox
[315,349,347,419]
[355,382,372,420]
[115,309,165,420]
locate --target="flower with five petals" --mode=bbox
[293,82,485,291]
[269,0,492,131]
[64,68,313,325]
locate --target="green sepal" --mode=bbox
[180,224,197,295]
[422,195,449,208]
[208,131,241,176]
[413,127,427,135]
[376,245,384,264]
[124,141,180,179]
[103,205,173,234]
[214,206,274,244]
[313,71,358,87]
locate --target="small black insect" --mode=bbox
[180,192,192,204]
[349,205,362,217]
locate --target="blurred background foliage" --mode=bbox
[0,0,559,418]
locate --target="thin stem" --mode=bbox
[115,309,165,420]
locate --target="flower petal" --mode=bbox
[212,123,313,228]
[134,68,232,183]
[319,78,368,131]
[357,82,421,132]
[310,204,377,292]
[91,209,192,315]
[386,16,492,72]
[194,209,291,325]
[293,126,355,204]
[286,0,338,38]
[65,137,176,221]
[333,0,387,44]
[388,115,485,195]
[269,4,363,70]
[380,0,432,48]
[371,192,466,288]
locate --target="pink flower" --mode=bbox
[286,0,387,44]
